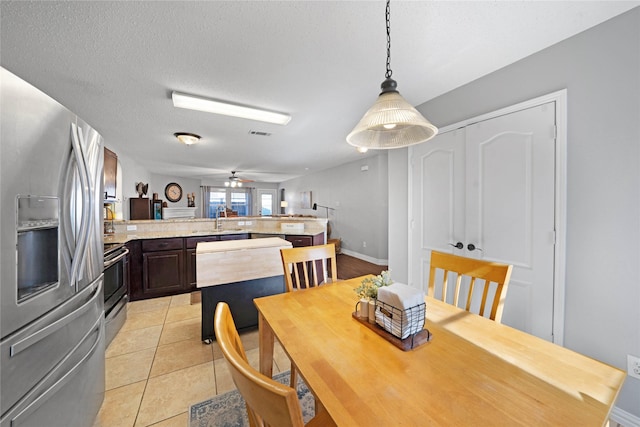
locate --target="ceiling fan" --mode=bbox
[225,171,254,187]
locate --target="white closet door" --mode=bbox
[409,102,556,341]
[409,129,465,293]
[465,103,556,340]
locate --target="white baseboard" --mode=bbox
[610,405,640,427]
[340,249,388,268]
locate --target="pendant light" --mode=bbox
[347,0,438,150]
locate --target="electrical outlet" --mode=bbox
[126,225,137,231]
[628,354,640,380]
[362,241,367,248]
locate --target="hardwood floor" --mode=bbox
[336,254,387,280]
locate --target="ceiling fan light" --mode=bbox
[174,132,201,145]
[172,92,291,125]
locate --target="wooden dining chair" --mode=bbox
[428,250,513,323]
[280,243,338,292]
[214,302,336,427]
[279,243,338,389]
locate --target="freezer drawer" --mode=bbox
[0,278,103,414]
[0,315,105,427]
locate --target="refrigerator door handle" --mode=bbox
[9,279,101,358]
[7,316,103,425]
[69,123,91,286]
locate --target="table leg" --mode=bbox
[258,311,274,377]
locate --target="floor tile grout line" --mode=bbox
[131,294,206,427]
[131,302,166,427]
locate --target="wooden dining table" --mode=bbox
[255,276,626,426]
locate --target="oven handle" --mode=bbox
[104,247,129,270]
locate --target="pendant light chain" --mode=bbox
[346,0,438,149]
[385,0,392,79]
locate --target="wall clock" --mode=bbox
[164,182,182,202]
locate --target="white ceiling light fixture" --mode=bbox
[346,0,438,150]
[172,91,291,125]
[174,132,201,145]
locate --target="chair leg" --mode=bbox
[290,362,298,389]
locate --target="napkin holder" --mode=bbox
[375,283,426,339]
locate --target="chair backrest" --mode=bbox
[214,302,306,427]
[280,243,337,292]
[427,251,513,323]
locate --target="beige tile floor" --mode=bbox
[93,292,292,427]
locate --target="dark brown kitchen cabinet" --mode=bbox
[285,233,324,247]
[185,234,249,291]
[140,238,185,299]
[129,234,249,301]
[104,147,117,200]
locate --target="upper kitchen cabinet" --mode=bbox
[104,147,117,200]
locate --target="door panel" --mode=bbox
[468,129,533,265]
[466,103,556,340]
[410,130,465,294]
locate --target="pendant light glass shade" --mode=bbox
[346,0,438,149]
[346,81,438,149]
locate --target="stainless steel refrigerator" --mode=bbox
[0,67,105,426]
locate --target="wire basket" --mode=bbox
[375,300,426,340]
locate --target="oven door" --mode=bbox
[103,248,128,312]
[103,246,128,345]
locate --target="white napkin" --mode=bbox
[375,283,425,339]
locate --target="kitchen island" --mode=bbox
[196,237,292,342]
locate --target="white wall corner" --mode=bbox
[341,248,388,268]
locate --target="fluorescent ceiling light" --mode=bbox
[172,91,291,125]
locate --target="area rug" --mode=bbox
[189,370,315,427]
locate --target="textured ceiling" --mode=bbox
[1,1,637,183]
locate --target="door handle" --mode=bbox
[467,243,483,252]
[449,242,463,249]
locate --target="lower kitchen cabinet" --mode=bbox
[143,249,184,296]
[285,233,324,247]
[185,234,249,291]
[129,234,249,301]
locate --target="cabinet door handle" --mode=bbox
[449,242,463,249]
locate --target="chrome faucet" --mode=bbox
[215,205,227,230]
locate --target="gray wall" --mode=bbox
[388,148,409,283]
[280,153,389,264]
[389,8,640,417]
